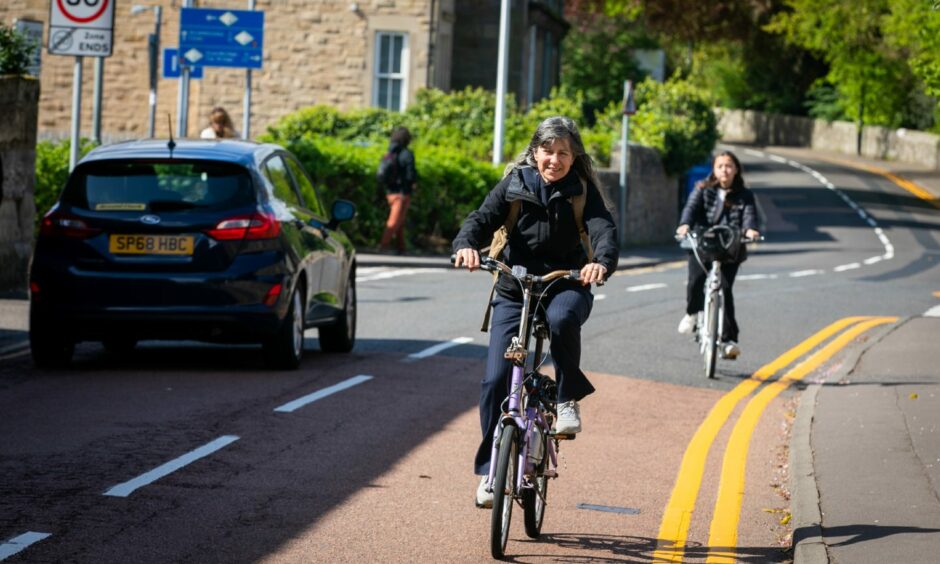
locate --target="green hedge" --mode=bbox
[33,84,717,251]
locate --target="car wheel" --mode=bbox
[263,286,305,370]
[319,276,356,353]
[30,308,74,369]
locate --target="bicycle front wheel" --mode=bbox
[704,294,719,379]
[490,425,518,559]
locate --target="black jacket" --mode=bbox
[452,166,619,299]
[386,142,417,195]
[679,183,759,262]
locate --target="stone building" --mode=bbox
[1,0,568,141]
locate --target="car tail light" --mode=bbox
[206,211,281,241]
[39,209,102,239]
[263,283,283,307]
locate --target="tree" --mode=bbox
[766,0,918,128]
[0,23,35,76]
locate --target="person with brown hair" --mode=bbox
[377,126,418,253]
[199,107,239,139]
[675,150,760,359]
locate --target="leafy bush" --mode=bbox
[0,23,34,76]
[261,134,501,251]
[594,77,718,176]
[34,139,98,230]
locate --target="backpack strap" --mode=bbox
[574,176,593,263]
[480,200,522,332]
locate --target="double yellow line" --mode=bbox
[653,315,898,563]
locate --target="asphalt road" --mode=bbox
[1,145,937,562]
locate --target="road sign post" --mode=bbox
[48,0,116,171]
[619,80,636,247]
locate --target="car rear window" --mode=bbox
[63,160,255,213]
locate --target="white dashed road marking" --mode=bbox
[103,435,240,498]
[925,305,940,318]
[625,283,668,292]
[404,337,474,361]
[274,375,373,413]
[0,532,51,561]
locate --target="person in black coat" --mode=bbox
[378,126,418,253]
[676,150,760,359]
[452,116,618,507]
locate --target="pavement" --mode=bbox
[3,145,940,562]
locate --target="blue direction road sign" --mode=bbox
[163,48,204,79]
[179,8,264,69]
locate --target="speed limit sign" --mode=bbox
[48,0,116,57]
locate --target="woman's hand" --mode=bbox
[453,248,480,271]
[580,262,607,286]
[676,224,690,237]
[745,228,760,241]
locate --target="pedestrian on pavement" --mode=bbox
[377,126,417,254]
[452,116,618,508]
[675,150,760,358]
[199,107,239,139]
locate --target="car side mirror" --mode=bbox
[328,199,356,229]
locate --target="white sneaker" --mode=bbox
[722,341,741,359]
[555,400,582,434]
[475,476,493,508]
[678,314,696,335]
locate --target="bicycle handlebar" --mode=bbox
[451,254,586,284]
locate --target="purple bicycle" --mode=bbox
[468,256,583,558]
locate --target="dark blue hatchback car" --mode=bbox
[30,139,357,369]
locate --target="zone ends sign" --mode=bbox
[48,0,116,57]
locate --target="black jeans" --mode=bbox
[686,254,741,343]
[474,287,595,475]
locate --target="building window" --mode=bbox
[374,31,409,111]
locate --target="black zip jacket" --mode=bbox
[679,183,759,262]
[452,166,619,300]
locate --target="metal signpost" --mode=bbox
[619,80,636,247]
[178,6,264,138]
[492,0,510,165]
[48,0,116,171]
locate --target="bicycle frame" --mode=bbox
[484,261,573,496]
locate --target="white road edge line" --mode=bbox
[625,283,668,292]
[0,532,51,561]
[103,435,240,498]
[594,294,607,301]
[405,337,473,361]
[274,375,373,413]
[833,263,861,272]
[789,269,824,278]
[925,305,940,318]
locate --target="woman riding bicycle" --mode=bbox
[676,150,760,359]
[452,116,618,507]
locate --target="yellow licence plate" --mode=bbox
[109,234,194,255]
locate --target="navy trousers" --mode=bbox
[474,286,595,475]
[686,254,741,343]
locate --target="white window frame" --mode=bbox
[373,31,410,112]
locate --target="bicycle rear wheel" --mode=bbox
[523,472,548,538]
[703,293,719,379]
[490,425,518,559]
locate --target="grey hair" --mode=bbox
[505,116,601,192]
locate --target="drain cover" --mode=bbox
[576,503,640,515]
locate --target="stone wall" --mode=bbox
[718,108,940,170]
[0,76,39,297]
[599,143,677,246]
[1,0,440,141]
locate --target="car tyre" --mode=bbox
[319,275,356,353]
[263,286,305,370]
[30,308,74,369]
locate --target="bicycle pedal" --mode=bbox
[543,469,557,478]
[551,432,576,441]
